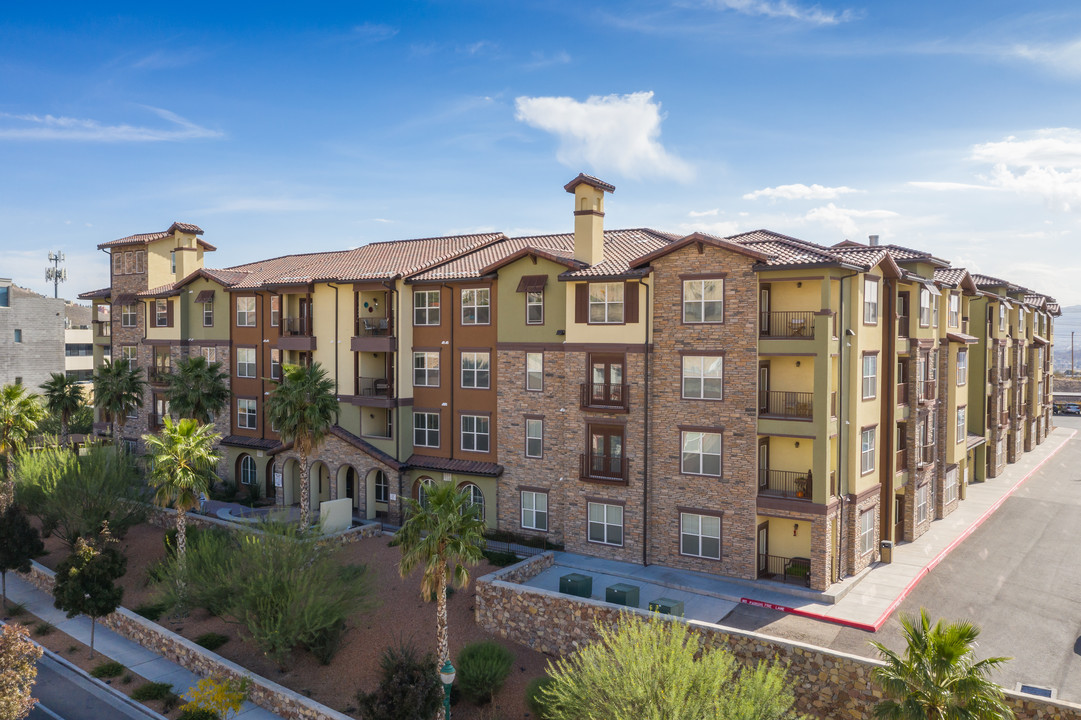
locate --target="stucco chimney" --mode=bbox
[868,234,879,246]
[564,174,615,266]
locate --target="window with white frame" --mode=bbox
[239,455,256,485]
[683,279,724,323]
[374,471,389,503]
[931,294,939,328]
[237,399,257,429]
[526,352,543,391]
[525,418,543,458]
[521,491,548,531]
[957,406,966,442]
[122,304,137,327]
[236,297,256,327]
[170,251,176,274]
[155,299,168,327]
[236,348,256,378]
[526,290,543,324]
[916,482,929,524]
[121,345,137,368]
[957,349,968,385]
[681,431,722,476]
[461,288,490,325]
[920,288,931,327]
[270,349,281,380]
[414,290,440,325]
[944,468,958,504]
[460,483,485,521]
[589,282,624,324]
[414,412,439,448]
[461,415,490,452]
[416,477,433,508]
[203,299,214,327]
[587,502,623,546]
[948,294,960,328]
[859,509,874,555]
[270,295,280,327]
[682,356,723,400]
[864,278,879,324]
[680,513,721,560]
[461,352,490,389]
[861,427,876,474]
[413,352,440,387]
[999,302,1006,332]
[862,354,878,400]
[201,347,216,364]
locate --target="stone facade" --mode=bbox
[846,489,880,575]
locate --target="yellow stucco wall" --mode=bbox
[496,257,569,344]
[563,278,651,345]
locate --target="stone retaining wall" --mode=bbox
[20,562,353,720]
[476,554,1081,720]
[144,506,382,544]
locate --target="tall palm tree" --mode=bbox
[92,359,145,446]
[871,609,1014,720]
[0,383,45,510]
[39,372,84,443]
[264,362,337,529]
[143,418,221,567]
[166,355,230,425]
[396,482,486,719]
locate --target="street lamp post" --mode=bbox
[439,659,456,720]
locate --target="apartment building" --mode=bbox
[78,175,1060,592]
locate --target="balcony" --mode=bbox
[342,376,395,409]
[92,421,111,436]
[999,411,1009,427]
[758,469,812,500]
[760,311,816,339]
[758,390,813,420]
[148,412,166,431]
[757,554,811,588]
[918,443,935,467]
[896,382,908,405]
[94,321,111,343]
[897,314,910,338]
[895,448,908,472]
[580,383,630,412]
[351,316,396,352]
[579,453,628,484]
[147,366,172,384]
[279,317,317,351]
[917,381,935,403]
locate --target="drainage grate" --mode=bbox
[1019,684,1053,698]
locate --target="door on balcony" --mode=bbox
[298,298,310,335]
[757,438,769,491]
[588,425,624,479]
[758,363,770,412]
[897,292,910,337]
[759,285,771,336]
[590,354,624,406]
[153,348,170,377]
[757,522,769,577]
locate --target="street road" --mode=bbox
[27,651,164,720]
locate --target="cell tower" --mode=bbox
[46,251,67,299]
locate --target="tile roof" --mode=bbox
[327,425,402,470]
[137,283,182,298]
[78,287,111,300]
[98,222,212,250]
[405,453,503,477]
[409,234,576,282]
[971,273,1011,289]
[726,230,847,267]
[933,267,968,287]
[557,229,679,279]
[564,173,616,193]
[221,435,283,452]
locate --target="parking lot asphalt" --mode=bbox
[719,415,1081,703]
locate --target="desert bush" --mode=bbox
[90,660,124,678]
[131,681,174,701]
[356,641,443,720]
[303,618,346,666]
[194,632,229,652]
[133,601,168,621]
[3,601,27,618]
[32,621,53,636]
[525,676,556,719]
[457,641,514,705]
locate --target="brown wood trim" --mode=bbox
[585,496,626,506]
[678,272,728,280]
[756,496,828,515]
[676,506,724,518]
[412,406,442,414]
[863,349,881,356]
[573,209,605,217]
[678,424,723,433]
[459,347,492,354]
[624,281,639,324]
[860,422,879,432]
[677,348,726,356]
[865,273,881,281]
[523,413,545,420]
[457,409,492,417]
[517,485,549,493]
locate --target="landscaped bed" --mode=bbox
[31,521,551,719]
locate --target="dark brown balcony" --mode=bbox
[757,554,810,588]
[897,314,910,338]
[918,443,935,467]
[279,317,317,351]
[147,366,172,384]
[283,316,311,336]
[758,469,812,500]
[580,383,629,412]
[918,381,935,403]
[579,453,628,483]
[760,311,815,338]
[896,382,908,405]
[758,390,813,420]
[895,448,908,472]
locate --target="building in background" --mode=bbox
[0,278,91,389]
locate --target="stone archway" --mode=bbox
[366,468,390,520]
[282,457,301,507]
[264,458,277,500]
[337,465,363,515]
[311,460,331,510]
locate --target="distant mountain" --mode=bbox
[1054,305,1081,372]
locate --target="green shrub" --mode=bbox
[303,619,346,665]
[134,601,167,621]
[194,632,229,652]
[90,661,125,678]
[162,692,182,712]
[457,640,514,705]
[131,681,174,701]
[4,601,27,617]
[121,673,133,685]
[525,676,556,719]
[176,706,216,720]
[356,641,443,720]
[33,621,53,636]
[482,549,519,567]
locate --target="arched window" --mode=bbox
[239,455,256,486]
[375,470,389,503]
[459,482,485,522]
[415,477,434,508]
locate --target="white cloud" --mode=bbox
[677,219,743,237]
[906,181,997,192]
[968,129,1081,211]
[688,208,719,217]
[523,50,572,70]
[352,22,399,43]
[0,107,222,142]
[705,0,857,26]
[803,203,898,237]
[743,183,862,200]
[1010,37,1081,76]
[514,91,694,182]
[461,40,496,56]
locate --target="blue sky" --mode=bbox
[3,1,1081,304]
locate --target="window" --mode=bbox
[526,352,543,391]
[122,304,137,327]
[919,288,931,327]
[203,299,214,327]
[683,279,724,323]
[862,354,878,400]
[525,418,543,458]
[957,349,968,385]
[124,252,133,274]
[681,431,722,477]
[587,502,623,546]
[682,356,723,400]
[236,297,256,327]
[461,415,490,452]
[461,288,490,325]
[270,349,281,380]
[957,406,966,442]
[589,282,624,324]
[239,455,256,485]
[236,348,256,378]
[932,294,939,328]
[413,352,440,387]
[461,352,490,389]
[948,294,960,328]
[113,253,122,275]
[521,491,548,531]
[414,412,440,448]
[374,471,389,503]
[237,399,257,429]
[414,290,440,325]
[945,468,958,504]
[120,345,137,368]
[0,286,8,307]
[136,251,145,274]
[461,483,485,521]
[680,513,721,560]
[861,427,876,474]
[123,438,138,455]
[416,477,433,508]
[999,302,1006,332]
[65,343,93,357]
[588,425,625,479]
[916,483,929,524]
[13,329,21,343]
[155,299,168,327]
[859,509,874,555]
[526,290,543,324]
[270,295,280,327]
[170,251,176,274]
[864,278,879,324]
[201,347,216,364]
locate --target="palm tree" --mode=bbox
[264,362,337,529]
[39,372,84,443]
[871,609,1014,720]
[0,383,45,510]
[396,482,486,719]
[92,359,145,445]
[166,355,230,425]
[143,418,221,566]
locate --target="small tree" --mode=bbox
[0,504,44,610]
[0,384,45,510]
[0,623,43,720]
[53,530,127,658]
[92,359,145,445]
[166,356,230,426]
[38,373,84,444]
[182,676,251,720]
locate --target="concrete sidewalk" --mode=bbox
[522,426,1076,632]
[4,573,283,720]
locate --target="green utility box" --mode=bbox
[605,583,640,608]
[648,597,685,617]
[559,573,593,598]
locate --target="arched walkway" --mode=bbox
[264,458,277,500]
[366,468,389,520]
[337,465,362,514]
[282,457,300,507]
[312,460,331,510]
